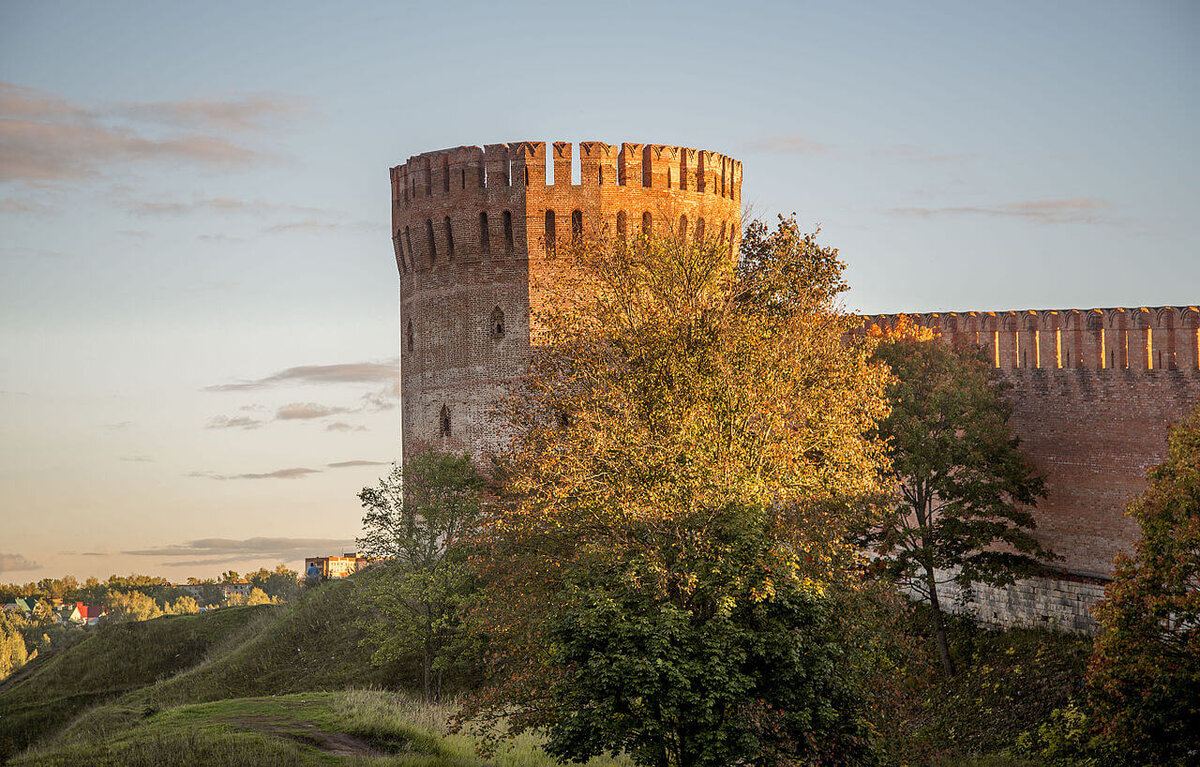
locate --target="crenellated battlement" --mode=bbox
[390,140,743,280]
[391,141,741,203]
[866,306,1200,372]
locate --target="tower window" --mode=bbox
[444,216,454,259]
[571,209,582,245]
[490,306,505,339]
[545,209,556,255]
[426,219,436,263]
[503,210,514,254]
[695,217,705,243]
[678,215,688,242]
[439,405,451,437]
[616,211,627,241]
[442,155,450,193]
[406,319,414,353]
[642,211,652,236]
[479,212,490,254]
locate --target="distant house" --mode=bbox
[304,553,381,579]
[221,582,253,598]
[61,602,105,626]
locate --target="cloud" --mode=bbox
[360,381,399,411]
[122,536,356,566]
[325,422,367,432]
[189,467,320,480]
[0,553,41,573]
[116,94,305,132]
[873,144,976,163]
[206,360,398,391]
[0,82,295,184]
[263,218,342,234]
[0,196,50,213]
[327,460,389,468]
[276,402,350,420]
[889,198,1111,224]
[207,415,263,430]
[120,196,332,218]
[749,133,832,155]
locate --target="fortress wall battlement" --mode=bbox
[392,140,741,460]
[869,308,1200,577]
[866,306,1200,372]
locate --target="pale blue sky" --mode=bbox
[1,1,1196,581]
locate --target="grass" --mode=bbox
[878,609,1093,766]
[120,574,401,708]
[0,604,269,760]
[14,690,634,766]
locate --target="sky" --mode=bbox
[1,0,1196,583]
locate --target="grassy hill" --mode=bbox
[0,604,270,759]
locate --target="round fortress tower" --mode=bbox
[390,140,743,462]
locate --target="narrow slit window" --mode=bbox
[406,319,414,353]
[396,229,407,273]
[678,215,688,242]
[424,157,431,196]
[442,156,450,193]
[490,306,505,339]
[503,211,514,254]
[444,217,454,259]
[642,211,652,237]
[426,219,436,263]
[461,168,466,189]
[405,227,413,268]
[616,211,627,241]
[571,209,582,245]
[439,405,451,437]
[545,210,556,255]
[695,217,705,243]
[479,212,490,254]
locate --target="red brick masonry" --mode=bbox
[866,309,1200,577]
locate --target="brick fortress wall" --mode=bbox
[869,308,1200,631]
[391,140,742,461]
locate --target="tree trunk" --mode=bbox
[926,570,956,676]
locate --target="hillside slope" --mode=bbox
[0,605,270,760]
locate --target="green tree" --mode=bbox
[1084,402,1200,765]
[0,611,29,681]
[467,219,893,766]
[864,319,1053,675]
[104,590,164,622]
[358,453,485,700]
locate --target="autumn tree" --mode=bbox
[358,453,485,700]
[1083,402,1200,765]
[864,319,1052,675]
[0,611,28,681]
[465,218,894,766]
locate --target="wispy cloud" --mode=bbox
[119,196,332,218]
[207,415,264,430]
[276,402,350,420]
[206,360,398,392]
[0,553,41,573]
[0,196,50,213]
[116,94,305,133]
[749,133,832,155]
[189,467,320,480]
[123,536,355,566]
[326,422,367,432]
[0,82,299,184]
[889,198,1111,224]
[327,460,389,468]
[872,144,976,163]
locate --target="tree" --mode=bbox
[357,453,485,700]
[465,218,894,766]
[0,611,29,681]
[104,589,164,622]
[1083,402,1200,765]
[864,318,1053,675]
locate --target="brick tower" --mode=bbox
[390,141,743,462]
